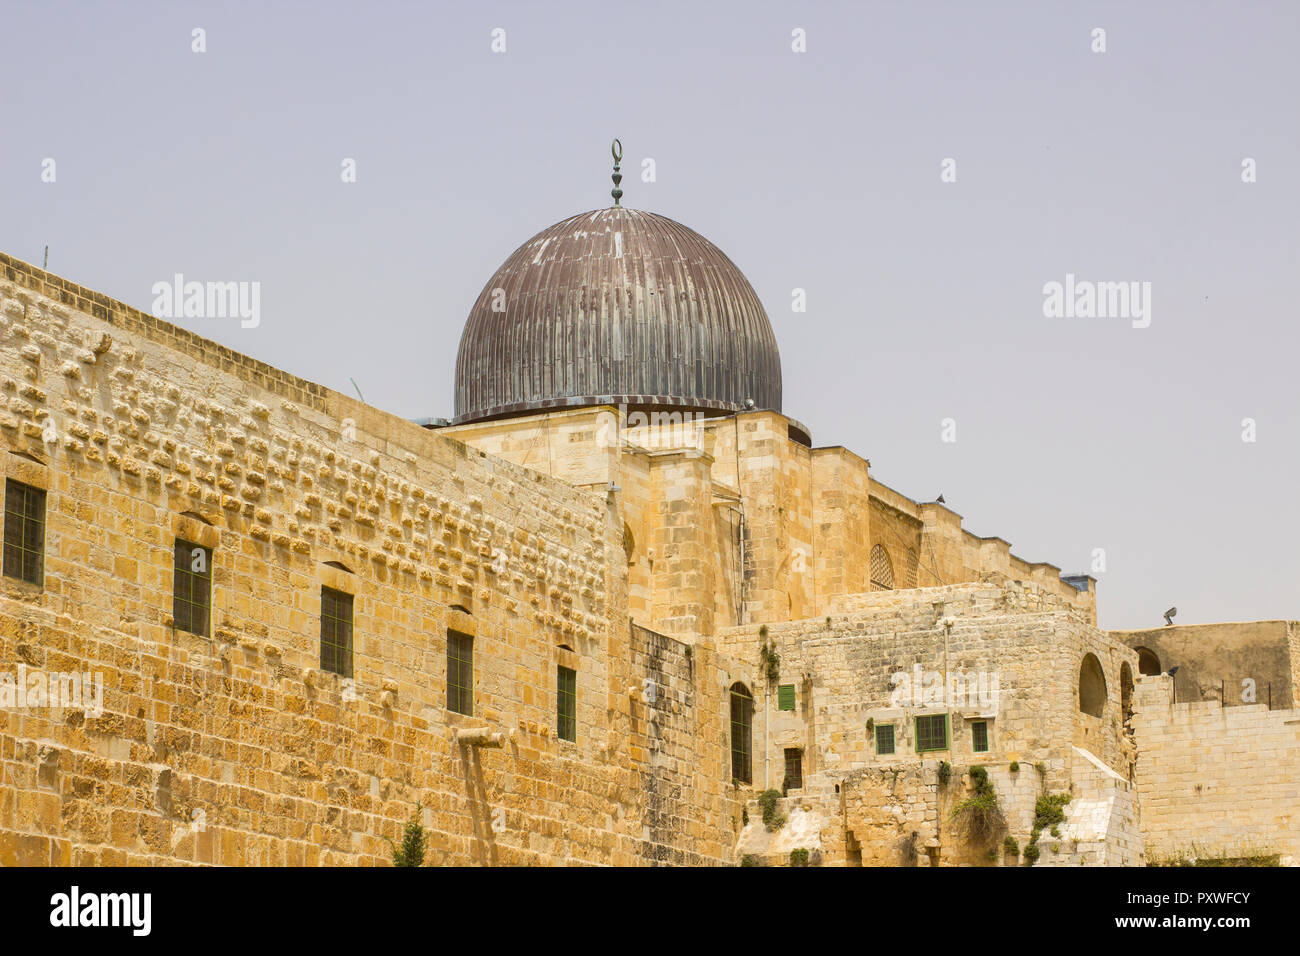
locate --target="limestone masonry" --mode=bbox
[0,203,1295,867]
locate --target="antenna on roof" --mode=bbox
[610,139,624,206]
[350,378,365,402]
[43,246,48,269]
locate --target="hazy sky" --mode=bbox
[4,1,1297,629]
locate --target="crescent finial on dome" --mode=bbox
[610,139,624,206]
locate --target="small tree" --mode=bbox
[388,803,428,867]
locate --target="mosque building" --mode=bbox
[0,145,1295,866]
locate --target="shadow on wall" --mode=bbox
[460,745,500,866]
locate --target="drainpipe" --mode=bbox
[738,508,746,626]
[765,682,771,790]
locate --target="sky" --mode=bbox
[3,0,1297,629]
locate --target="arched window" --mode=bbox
[1120,662,1134,721]
[1136,647,1161,676]
[729,683,753,784]
[905,548,919,588]
[1079,653,1107,717]
[870,545,894,591]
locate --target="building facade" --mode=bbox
[0,184,1295,866]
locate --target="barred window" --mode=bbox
[447,630,473,716]
[875,723,896,755]
[730,683,753,784]
[557,664,576,742]
[915,713,948,753]
[971,720,989,753]
[3,480,45,586]
[173,539,212,636]
[320,586,353,678]
[784,748,803,790]
[870,545,894,591]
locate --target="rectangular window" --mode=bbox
[915,713,949,753]
[784,748,803,790]
[875,723,895,755]
[730,688,753,784]
[173,539,212,636]
[319,586,353,678]
[447,630,473,716]
[971,720,989,753]
[3,479,45,586]
[557,664,576,742]
[777,683,796,711]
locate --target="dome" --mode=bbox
[453,206,782,424]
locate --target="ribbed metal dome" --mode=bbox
[453,206,782,424]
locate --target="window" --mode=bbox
[875,722,895,755]
[777,683,796,711]
[3,479,45,586]
[1079,653,1107,717]
[870,545,894,591]
[557,664,576,742]
[173,539,212,636]
[447,630,473,715]
[971,720,989,753]
[729,683,753,784]
[784,748,803,790]
[319,586,353,678]
[915,713,948,753]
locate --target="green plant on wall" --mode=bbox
[1022,791,1071,866]
[937,761,951,787]
[789,848,810,867]
[759,788,785,831]
[951,765,1004,844]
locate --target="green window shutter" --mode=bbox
[777,683,796,711]
[915,714,949,753]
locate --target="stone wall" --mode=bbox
[0,255,736,866]
[717,580,1137,865]
[1111,621,1298,709]
[629,624,738,864]
[448,403,1096,637]
[1132,675,1300,864]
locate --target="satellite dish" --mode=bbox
[1163,607,1177,626]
